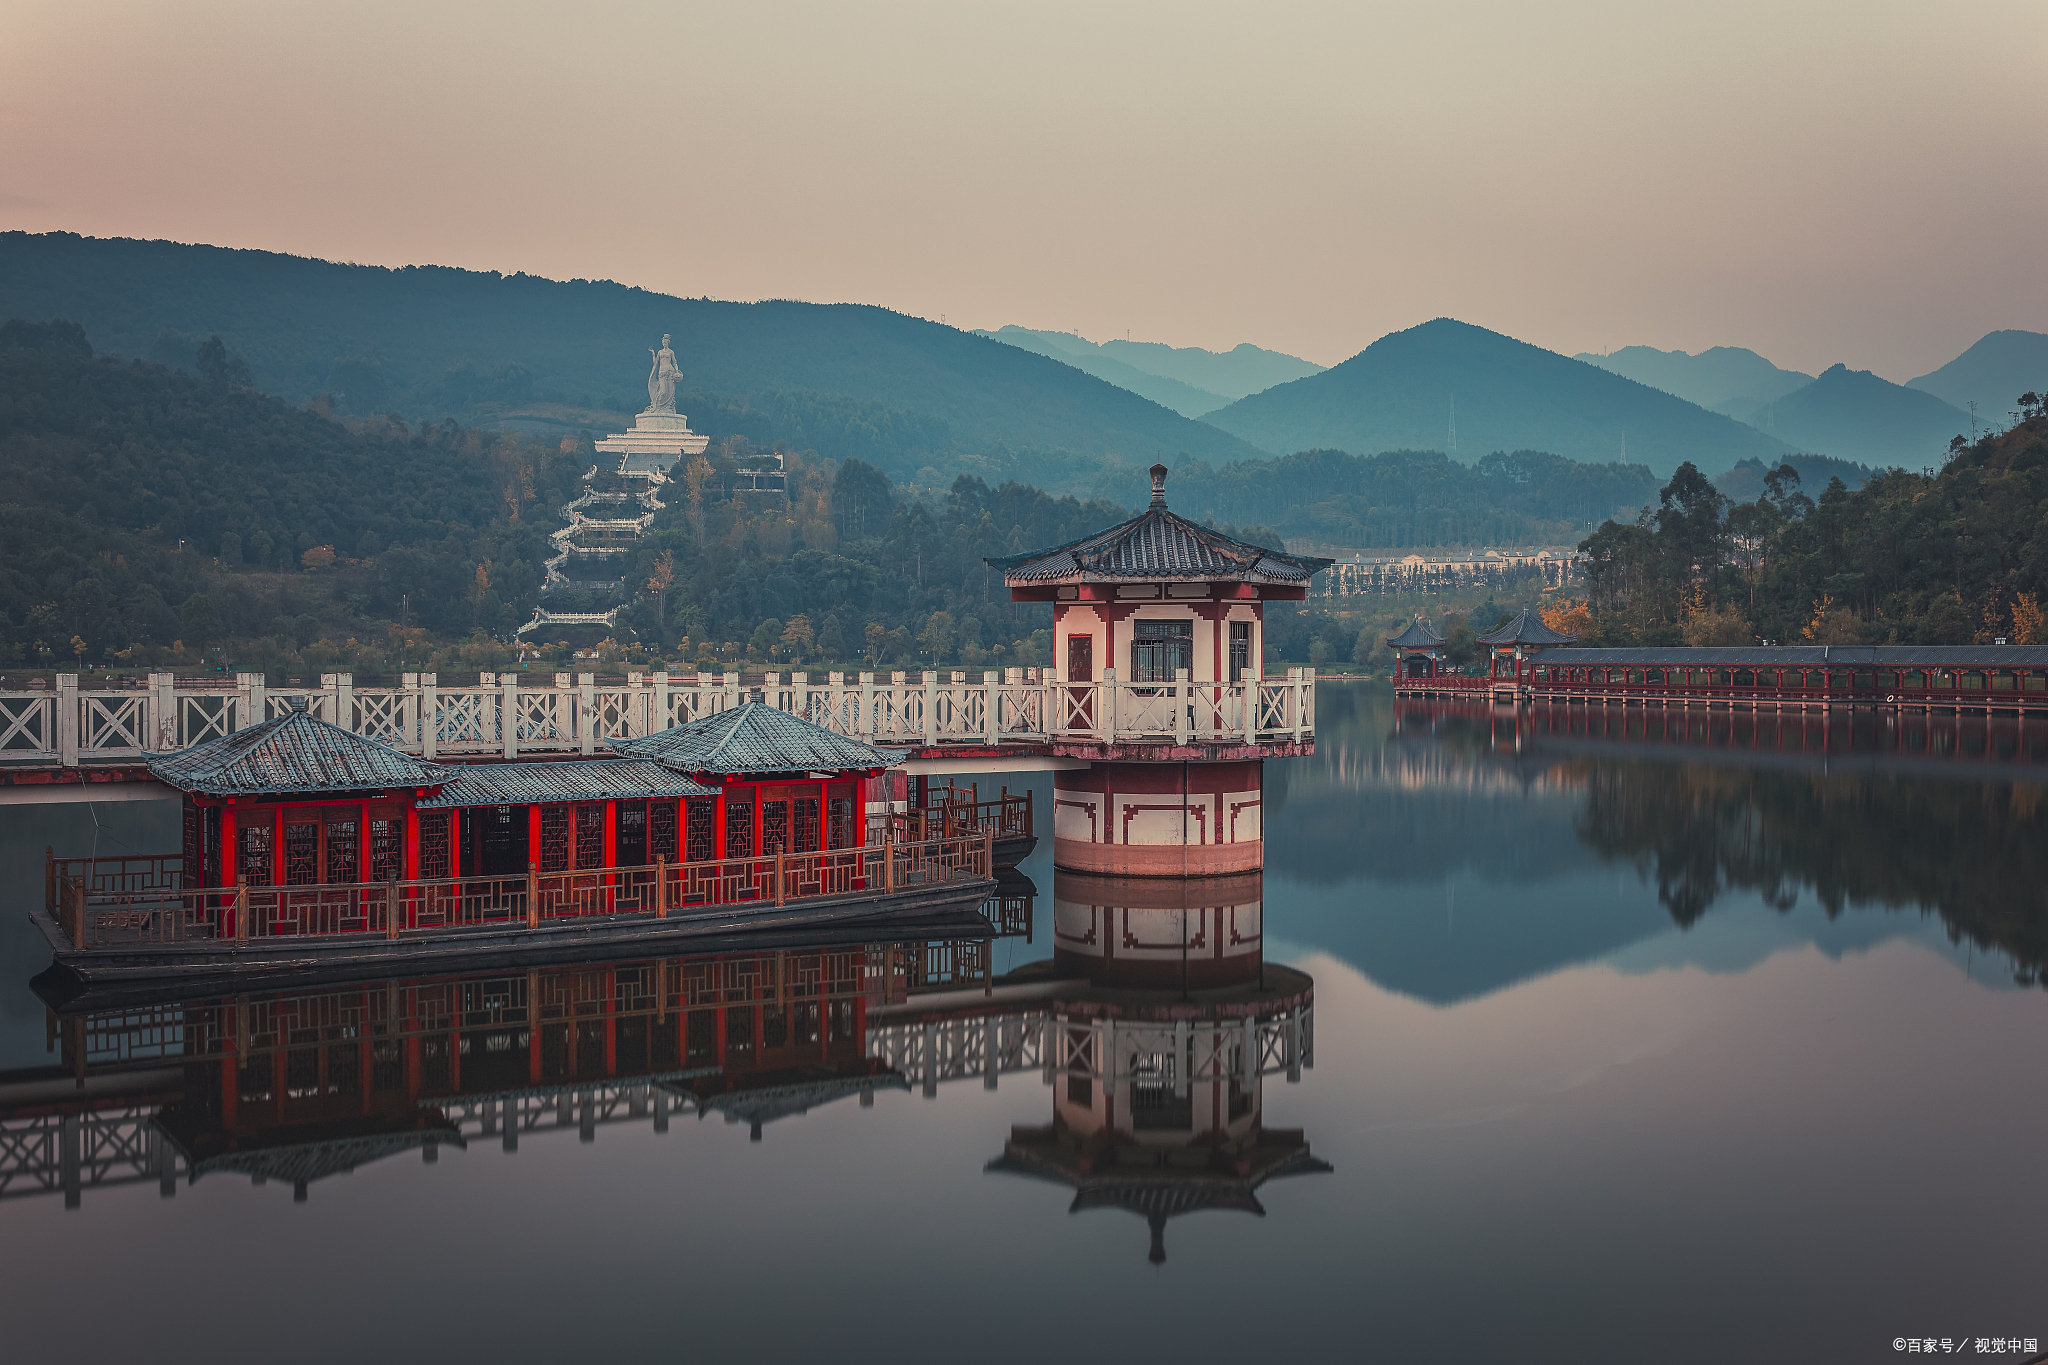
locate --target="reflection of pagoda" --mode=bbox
[869,869,1328,1263]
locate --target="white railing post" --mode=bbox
[421,674,438,760]
[402,674,419,746]
[234,672,256,732]
[1175,667,1189,745]
[860,672,876,739]
[246,671,267,728]
[652,669,670,735]
[56,673,78,766]
[578,673,596,755]
[1303,666,1315,737]
[1295,667,1310,742]
[984,671,1000,745]
[923,670,936,747]
[320,673,339,725]
[1243,677,1258,744]
[725,671,741,711]
[1100,668,1115,743]
[502,673,519,758]
[793,671,809,721]
[150,672,177,750]
[336,673,354,732]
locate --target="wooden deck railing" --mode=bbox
[47,834,994,952]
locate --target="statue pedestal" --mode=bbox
[595,410,710,476]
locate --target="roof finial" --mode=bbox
[1148,463,1168,509]
[289,696,307,713]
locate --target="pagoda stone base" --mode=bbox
[1051,760,1261,876]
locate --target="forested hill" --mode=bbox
[0,319,578,664]
[1160,448,1658,550]
[1205,318,1794,477]
[0,231,1262,495]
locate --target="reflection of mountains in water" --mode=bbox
[1284,697,2046,995]
[11,875,1327,1262]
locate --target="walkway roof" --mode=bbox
[609,702,910,777]
[417,759,715,809]
[1540,645,2048,667]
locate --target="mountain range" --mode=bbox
[971,326,1323,417]
[0,231,1262,497]
[1907,329,2048,421]
[1573,345,1813,419]
[1203,319,1795,477]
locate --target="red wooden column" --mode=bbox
[603,800,618,910]
[359,800,371,884]
[714,791,728,859]
[272,805,285,886]
[218,802,237,932]
[855,773,867,847]
[527,804,542,871]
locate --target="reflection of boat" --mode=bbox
[6,916,1021,1208]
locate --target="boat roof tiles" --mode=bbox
[146,707,448,797]
[608,702,911,776]
[1476,608,1578,646]
[1385,617,1446,649]
[986,465,1332,586]
[1541,645,2048,667]
[416,760,715,809]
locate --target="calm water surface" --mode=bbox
[3,685,2043,1364]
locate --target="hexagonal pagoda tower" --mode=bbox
[986,466,1331,875]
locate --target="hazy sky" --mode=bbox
[4,1,2044,380]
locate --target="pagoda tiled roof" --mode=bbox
[608,702,911,777]
[985,465,1332,587]
[1385,617,1446,649]
[416,760,715,809]
[1476,608,1579,646]
[146,706,448,797]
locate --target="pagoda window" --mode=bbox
[284,818,320,886]
[1132,619,1194,683]
[826,790,855,849]
[1229,622,1253,681]
[762,793,791,854]
[793,794,821,853]
[324,811,359,885]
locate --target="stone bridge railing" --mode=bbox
[1,668,1315,767]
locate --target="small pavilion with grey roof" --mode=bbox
[1384,616,1448,679]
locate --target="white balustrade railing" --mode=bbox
[0,666,1315,767]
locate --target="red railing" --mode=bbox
[1391,675,1496,691]
[48,834,994,952]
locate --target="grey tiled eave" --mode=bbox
[987,504,1332,586]
[609,702,911,777]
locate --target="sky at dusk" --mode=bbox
[3,0,2044,381]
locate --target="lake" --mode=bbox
[2,684,2042,1363]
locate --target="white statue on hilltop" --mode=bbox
[645,333,684,415]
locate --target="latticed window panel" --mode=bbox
[826,797,854,850]
[793,797,820,853]
[516,692,567,742]
[284,822,319,886]
[369,818,402,884]
[324,817,359,885]
[180,696,234,747]
[418,811,452,879]
[574,804,604,869]
[685,799,715,861]
[81,695,147,750]
[539,805,570,872]
[761,801,789,856]
[238,824,272,886]
[726,802,754,858]
[649,800,678,861]
[592,689,631,739]
[182,803,202,888]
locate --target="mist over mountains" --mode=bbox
[1908,330,2048,421]
[1574,345,1813,419]
[971,326,1323,417]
